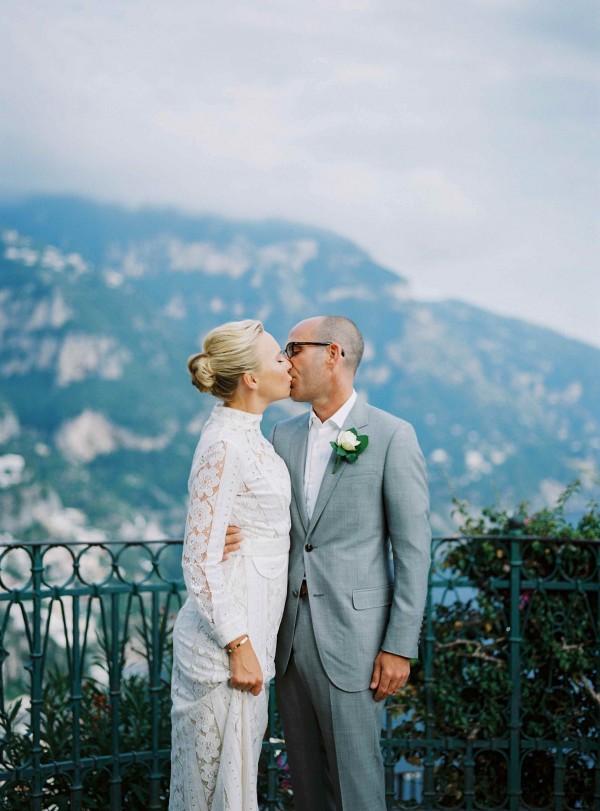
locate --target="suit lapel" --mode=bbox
[288,414,310,532]
[307,397,370,532]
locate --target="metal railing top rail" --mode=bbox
[0,538,185,547]
[1,534,598,547]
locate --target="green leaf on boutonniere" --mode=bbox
[330,428,369,473]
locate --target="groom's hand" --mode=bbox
[222,525,244,561]
[370,651,410,701]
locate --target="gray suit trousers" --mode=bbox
[276,596,386,811]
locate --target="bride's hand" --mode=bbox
[222,525,244,561]
[228,638,263,696]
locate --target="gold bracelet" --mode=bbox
[226,635,249,654]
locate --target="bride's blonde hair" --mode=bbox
[188,319,264,402]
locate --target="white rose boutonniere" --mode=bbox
[330,428,369,473]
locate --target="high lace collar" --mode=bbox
[210,402,263,430]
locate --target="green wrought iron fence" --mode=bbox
[0,536,598,810]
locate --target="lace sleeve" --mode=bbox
[182,439,247,647]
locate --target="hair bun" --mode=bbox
[187,319,264,402]
[188,353,216,393]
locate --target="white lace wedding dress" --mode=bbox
[170,403,290,811]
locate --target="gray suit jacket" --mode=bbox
[272,396,431,692]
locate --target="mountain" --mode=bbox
[0,195,598,540]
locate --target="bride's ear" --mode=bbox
[242,371,259,390]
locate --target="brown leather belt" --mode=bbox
[299,580,309,598]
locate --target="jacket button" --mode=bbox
[292,590,299,597]
[305,543,313,552]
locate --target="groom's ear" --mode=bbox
[327,343,344,364]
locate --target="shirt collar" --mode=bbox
[309,390,357,430]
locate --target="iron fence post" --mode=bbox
[464,739,474,811]
[553,747,565,811]
[422,544,436,810]
[508,530,523,811]
[149,589,162,810]
[109,590,122,810]
[594,546,600,808]
[28,543,44,811]
[70,588,83,811]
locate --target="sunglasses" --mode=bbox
[284,342,344,358]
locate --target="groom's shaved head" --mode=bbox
[312,316,364,373]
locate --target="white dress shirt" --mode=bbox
[303,390,357,519]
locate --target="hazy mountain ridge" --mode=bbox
[1,196,598,541]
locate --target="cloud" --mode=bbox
[0,0,598,347]
[404,169,478,219]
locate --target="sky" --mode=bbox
[1,0,599,347]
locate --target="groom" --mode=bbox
[230,315,431,811]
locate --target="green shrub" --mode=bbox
[390,481,599,807]
[1,666,172,810]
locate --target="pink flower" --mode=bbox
[519,592,531,611]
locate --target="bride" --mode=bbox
[169,319,293,811]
